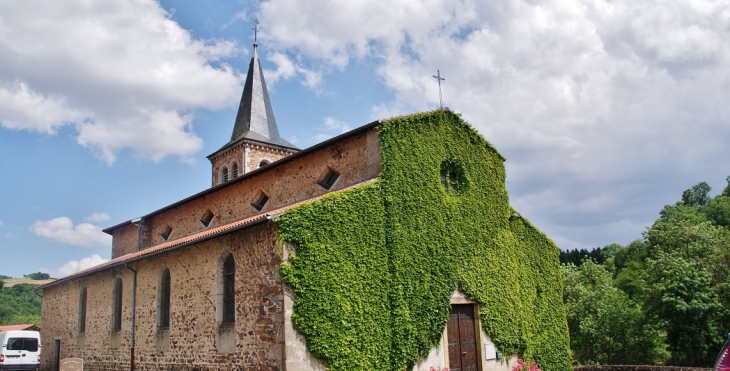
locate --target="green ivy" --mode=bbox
[277,111,572,371]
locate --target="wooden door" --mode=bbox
[447,304,479,371]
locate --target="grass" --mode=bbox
[2,278,56,287]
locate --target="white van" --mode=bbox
[0,330,41,370]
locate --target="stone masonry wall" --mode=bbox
[209,141,245,186]
[117,128,381,252]
[209,141,296,187]
[112,224,139,259]
[41,223,284,371]
[243,144,290,174]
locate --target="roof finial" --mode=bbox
[432,69,445,110]
[253,18,259,45]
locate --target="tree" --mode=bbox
[722,176,730,198]
[682,182,712,207]
[0,284,42,326]
[560,248,604,266]
[704,195,730,228]
[644,252,723,366]
[24,272,50,280]
[564,175,730,367]
[643,209,730,366]
[562,260,668,365]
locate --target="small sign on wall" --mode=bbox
[60,358,83,371]
[484,339,497,360]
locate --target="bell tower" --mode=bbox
[207,39,298,187]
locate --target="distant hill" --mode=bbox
[2,278,56,287]
[0,282,42,327]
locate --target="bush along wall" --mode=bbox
[277,110,572,371]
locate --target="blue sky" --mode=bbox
[1,0,729,279]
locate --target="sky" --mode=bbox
[1,0,729,279]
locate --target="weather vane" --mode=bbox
[433,69,445,109]
[253,18,259,44]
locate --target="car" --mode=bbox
[0,330,41,371]
[714,333,730,371]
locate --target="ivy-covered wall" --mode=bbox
[277,110,571,371]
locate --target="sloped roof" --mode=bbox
[40,179,377,290]
[227,43,296,150]
[0,324,39,332]
[110,118,381,234]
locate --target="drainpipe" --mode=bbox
[125,263,137,371]
[127,217,143,371]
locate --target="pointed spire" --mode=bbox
[229,42,296,149]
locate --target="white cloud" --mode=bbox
[30,217,111,247]
[85,212,111,223]
[0,82,88,134]
[264,52,322,89]
[260,0,730,248]
[323,117,351,133]
[0,220,3,227]
[54,254,109,278]
[0,0,242,164]
[311,116,351,142]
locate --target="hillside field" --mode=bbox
[2,278,55,287]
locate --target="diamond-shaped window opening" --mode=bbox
[160,226,173,241]
[251,191,269,212]
[200,210,215,228]
[316,168,340,190]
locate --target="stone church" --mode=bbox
[39,41,571,371]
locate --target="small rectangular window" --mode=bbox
[159,270,171,330]
[223,255,236,324]
[112,279,123,332]
[317,169,340,190]
[79,288,87,334]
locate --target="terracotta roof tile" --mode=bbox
[0,324,38,332]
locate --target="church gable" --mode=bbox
[277,110,571,371]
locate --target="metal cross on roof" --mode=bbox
[433,69,445,109]
[253,18,259,44]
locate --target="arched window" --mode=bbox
[222,255,235,324]
[259,160,270,168]
[78,288,87,334]
[111,278,123,331]
[158,269,171,330]
[222,167,229,182]
[232,163,239,178]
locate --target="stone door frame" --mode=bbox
[443,290,484,371]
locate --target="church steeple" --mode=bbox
[229,42,296,149]
[207,34,298,187]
